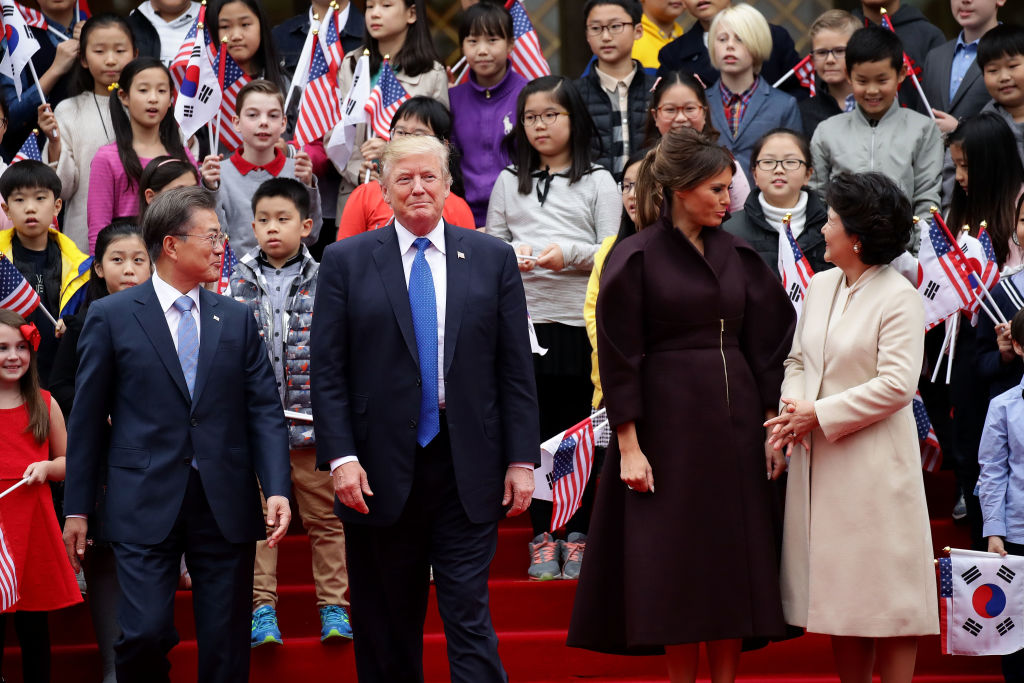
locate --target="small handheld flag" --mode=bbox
[0,514,18,611]
[913,391,941,472]
[533,415,601,531]
[505,0,550,80]
[939,549,1024,655]
[325,50,371,169]
[777,213,814,319]
[170,0,206,87]
[173,14,222,139]
[0,253,41,317]
[364,58,410,140]
[772,54,816,96]
[11,129,40,163]
[293,32,342,147]
[217,240,238,295]
[0,0,42,99]
[213,47,251,151]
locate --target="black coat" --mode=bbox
[720,189,831,278]
[656,22,804,101]
[125,10,161,63]
[573,62,656,181]
[272,10,365,81]
[798,77,843,140]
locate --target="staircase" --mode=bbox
[6,469,1005,682]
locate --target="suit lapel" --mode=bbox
[373,225,419,367]
[132,280,191,402]
[735,82,768,141]
[949,59,980,111]
[190,289,222,407]
[443,224,468,374]
[936,43,955,111]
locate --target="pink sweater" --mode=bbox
[86,143,197,254]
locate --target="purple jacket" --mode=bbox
[450,65,527,227]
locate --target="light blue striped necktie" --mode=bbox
[409,237,439,446]
[173,295,199,396]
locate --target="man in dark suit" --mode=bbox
[311,135,539,683]
[63,187,292,683]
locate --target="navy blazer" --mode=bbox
[922,39,991,118]
[706,77,803,186]
[311,223,540,527]
[272,10,365,80]
[64,281,291,545]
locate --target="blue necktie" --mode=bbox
[173,295,199,397]
[409,237,439,446]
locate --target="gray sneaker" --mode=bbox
[528,532,560,580]
[559,532,586,580]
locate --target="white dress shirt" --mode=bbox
[151,270,202,348]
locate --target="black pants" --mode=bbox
[112,469,256,683]
[1002,542,1024,682]
[344,419,506,683]
[0,611,49,683]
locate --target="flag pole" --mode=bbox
[931,208,1008,324]
[284,10,319,113]
[215,37,227,152]
[930,314,953,383]
[26,61,47,107]
[879,8,934,120]
[945,313,956,384]
[0,479,27,501]
[46,25,68,41]
[772,55,811,90]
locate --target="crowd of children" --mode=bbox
[0,0,1023,679]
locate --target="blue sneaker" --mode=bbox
[320,605,353,642]
[251,605,283,647]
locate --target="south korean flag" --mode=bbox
[173,23,221,139]
[940,549,1024,655]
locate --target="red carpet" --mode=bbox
[5,469,1005,681]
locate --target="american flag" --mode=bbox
[364,60,410,140]
[294,36,341,147]
[917,218,967,331]
[214,49,250,151]
[319,4,345,76]
[913,391,941,472]
[506,0,550,80]
[793,54,816,96]
[0,253,40,317]
[928,218,974,310]
[976,226,1001,291]
[543,416,595,532]
[170,3,206,86]
[217,239,238,295]
[777,220,814,319]
[0,517,17,611]
[11,129,40,163]
[14,1,44,29]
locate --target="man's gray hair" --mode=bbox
[143,186,217,263]
[380,135,452,188]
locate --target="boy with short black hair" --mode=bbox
[852,0,945,115]
[575,0,656,180]
[0,160,90,387]
[810,26,942,250]
[200,79,322,257]
[230,177,351,648]
[977,24,1024,161]
[632,0,684,71]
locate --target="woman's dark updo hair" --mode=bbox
[825,171,911,265]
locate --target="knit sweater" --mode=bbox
[450,65,527,227]
[212,152,323,256]
[485,165,620,326]
[43,92,116,253]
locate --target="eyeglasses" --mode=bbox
[811,46,846,61]
[176,232,227,247]
[655,104,704,119]
[585,21,634,36]
[755,158,807,172]
[392,127,431,138]
[620,181,636,195]
[522,111,569,127]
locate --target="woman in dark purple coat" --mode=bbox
[567,128,797,682]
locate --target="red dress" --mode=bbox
[0,391,81,612]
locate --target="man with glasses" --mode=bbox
[64,186,292,683]
[575,0,657,182]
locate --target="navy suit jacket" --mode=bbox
[922,39,991,118]
[64,280,291,546]
[311,223,540,527]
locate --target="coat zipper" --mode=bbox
[719,318,730,407]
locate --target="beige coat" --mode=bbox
[779,265,939,637]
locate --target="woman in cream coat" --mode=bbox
[766,172,937,683]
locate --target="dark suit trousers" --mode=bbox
[112,469,256,683]
[345,418,507,683]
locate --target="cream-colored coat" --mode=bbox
[779,265,938,637]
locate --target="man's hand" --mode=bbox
[502,466,534,517]
[264,495,291,548]
[63,517,88,573]
[333,461,373,514]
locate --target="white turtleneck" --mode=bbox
[758,190,808,238]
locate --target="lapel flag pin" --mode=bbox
[457,251,465,259]
[213,315,220,322]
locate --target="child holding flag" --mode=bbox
[199,79,320,256]
[38,14,137,253]
[0,309,81,681]
[0,161,90,388]
[333,0,446,209]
